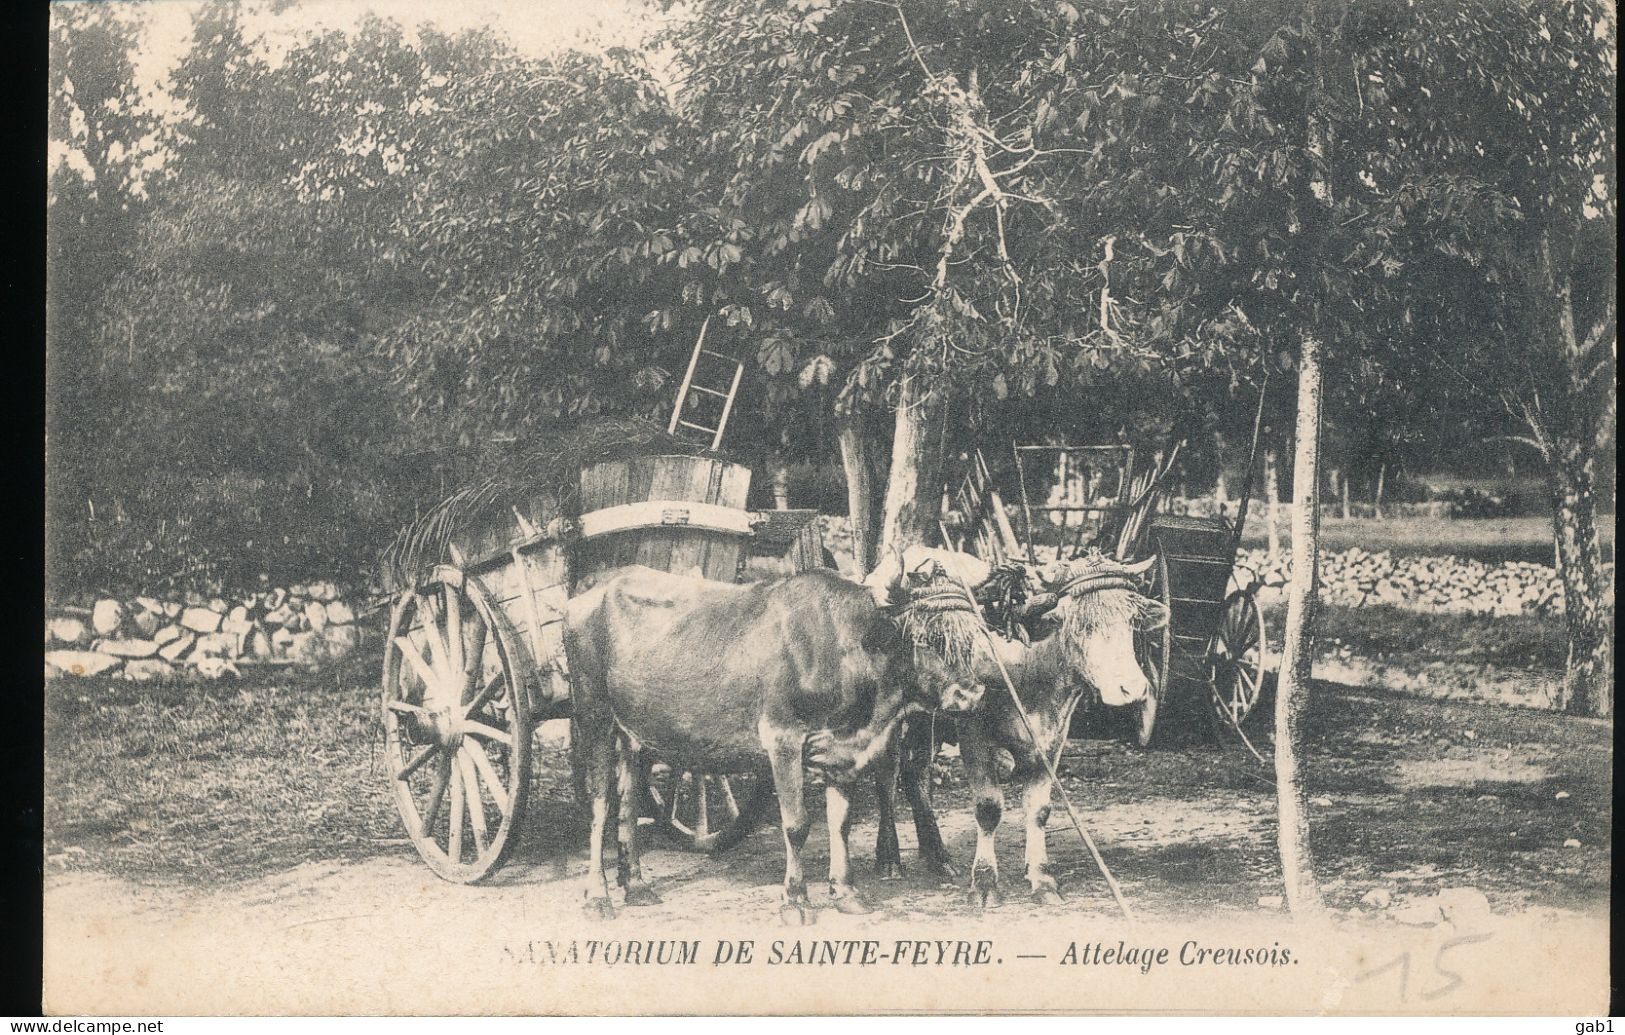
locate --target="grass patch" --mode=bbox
[44,651,400,884]
[1271,603,1569,669]
[1241,515,1615,567]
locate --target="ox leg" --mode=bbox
[1020,768,1064,906]
[580,720,618,921]
[899,718,957,879]
[959,725,1004,910]
[764,728,816,926]
[826,779,873,914]
[616,737,661,907]
[872,741,905,880]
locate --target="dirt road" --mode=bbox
[43,677,1610,1014]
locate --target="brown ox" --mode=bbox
[564,566,983,924]
[871,551,1167,908]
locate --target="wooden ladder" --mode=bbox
[667,317,744,450]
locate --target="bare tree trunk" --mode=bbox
[771,465,790,510]
[838,418,881,576]
[878,376,946,561]
[1549,436,1614,718]
[1373,462,1387,521]
[1265,448,1283,559]
[1276,331,1325,917]
[1340,469,1351,520]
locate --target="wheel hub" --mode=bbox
[427,705,465,750]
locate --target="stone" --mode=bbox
[130,610,161,637]
[322,623,359,653]
[163,601,183,618]
[154,624,184,647]
[92,599,124,637]
[310,581,340,602]
[1554,790,1570,800]
[157,634,196,663]
[265,588,288,610]
[44,650,122,678]
[304,600,328,634]
[1310,796,1333,807]
[285,631,328,666]
[324,600,355,625]
[1434,887,1491,925]
[96,638,160,659]
[263,604,295,627]
[194,631,237,657]
[207,597,228,613]
[134,596,164,614]
[1563,838,1582,849]
[249,628,273,658]
[121,658,173,683]
[222,612,255,637]
[1359,888,1393,910]
[45,659,64,680]
[271,626,297,654]
[227,605,250,627]
[47,617,88,646]
[180,607,223,634]
[193,656,239,680]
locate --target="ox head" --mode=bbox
[1042,550,1169,706]
[864,547,988,715]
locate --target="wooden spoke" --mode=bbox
[457,750,488,856]
[393,637,442,698]
[462,720,513,746]
[443,583,464,683]
[448,764,466,863]
[694,776,711,841]
[414,593,453,687]
[420,755,452,835]
[464,672,506,718]
[719,776,740,819]
[388,700,431,719]
[465,743,511,820]
[397,745,437,781]
[460,615,488,700]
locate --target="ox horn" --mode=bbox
[1122,555,1156,576]
[861,546,907,608]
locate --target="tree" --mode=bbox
[1381,0,1616,717]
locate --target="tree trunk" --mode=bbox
[1276,331,1325,916]
[877,376,946,562]
[1549,436,1614,718]
[1339,469,1351,520]
[837,418,882,576]
[771,465,790,510]
[1265,448,1282,559]
[1373,462,1387,521]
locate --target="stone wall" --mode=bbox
[44,582,378,682]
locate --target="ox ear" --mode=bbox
[1132,595,1170,631]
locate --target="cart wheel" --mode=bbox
[1208,586,1268,730]
[382,566,533,883]
[643,762,775,853]
[1132,552,1174,748]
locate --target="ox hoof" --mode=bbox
[582,896,616,921]
[831,890,874,915]
[624,883,663,907]
[779,902,818,927]
[924,858,959,881]
[876,860,906,881]
[1031,886,1066,907]
[967,884,1004,910]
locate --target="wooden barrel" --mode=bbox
[572,454,754,592]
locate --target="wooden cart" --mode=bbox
[379,453,813,883]
[947,439,1269,749]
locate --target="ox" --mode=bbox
[564,565,984,924]
[870,549,1167,908]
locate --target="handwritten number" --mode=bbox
[1421,933,1492,1002]
[1356,951,1409,1001]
